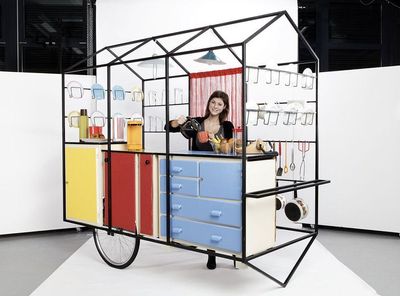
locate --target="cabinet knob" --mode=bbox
[145,160,150,165]
[172,227,182,234]
[171,204,182,210]
[171,167,183,173]
[171,183,182,190]
[210,210,222,217]
[210,235,222,242]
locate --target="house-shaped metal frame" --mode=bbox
[62,10,330,287]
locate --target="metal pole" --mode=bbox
[211,28,242,63]
[142,79,145,149]
[283,235,317,286]
[241,43,247,261]
[62,72,66,221]
[107,65,112,232]
[315,59,320,231]
[155,40,190,74]
[101,11,284,53]
[244,13,284,43]
[107,48,144,80]
[165,56,171,243]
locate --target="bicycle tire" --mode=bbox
[93,227,140,269]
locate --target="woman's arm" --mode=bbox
[165,115,188,132]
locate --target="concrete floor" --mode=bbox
[317,228,400,296]
[0,229,92,296]
[0,228,398,296]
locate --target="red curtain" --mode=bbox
[189,67,242,128]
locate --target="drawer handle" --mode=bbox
[210,235,222,242]
[210,210,222,217]
[171,183,182,190]
[171,204,182,210]
[172,227,182,234]
[171,167,183,173]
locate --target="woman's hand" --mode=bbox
[176,115,187,125]
[171,115,187,128]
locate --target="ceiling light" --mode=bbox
[137,54,171,79]
[138,54,165,67]
[194,50,225,65]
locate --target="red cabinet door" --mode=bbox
[104,152,136,232]
[139,154,153,235]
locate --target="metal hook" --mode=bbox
[271,111,280,125]
[285,72,291,86]
[282,112,289,125]
[283,111,298,125]
[301,74,307,88]
[308,77,314,90]
[307,112,314,125]
[301,112,314,125]
[253,114,259,126]
[266,69,272,84]
[292,73,299,87]
[253,68,259,84]
[274,71,281,86]
[263,112,271,125]
[68,86,84,99]
[301,73,314,89]
[246,108,257,126]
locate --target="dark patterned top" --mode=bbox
[167,116,234,151]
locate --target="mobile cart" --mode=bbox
[62,11,330,287]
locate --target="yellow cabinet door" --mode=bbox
[65,147,101,225]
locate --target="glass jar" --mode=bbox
[233,127,243,154]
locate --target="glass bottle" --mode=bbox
[79,109,88,140]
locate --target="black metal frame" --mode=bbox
[62,10,330,288]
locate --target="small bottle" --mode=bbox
[79,109,88,141]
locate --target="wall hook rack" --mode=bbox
[246,66,315,89]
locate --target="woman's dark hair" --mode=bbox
[203,90,230,123]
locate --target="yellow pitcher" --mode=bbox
[127,116,143,151]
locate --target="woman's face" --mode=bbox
[208,97,225,116]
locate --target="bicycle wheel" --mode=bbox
[93,227,140,269]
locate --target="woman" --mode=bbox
[169,90,234,151]
[167,90,234,270]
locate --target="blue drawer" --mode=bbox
[199,162,242,200]
[161,216,241,253]
[160,194,241,227]
[160,159,199,177]
[160,176,199,196]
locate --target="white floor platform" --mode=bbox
[30,234,380,296]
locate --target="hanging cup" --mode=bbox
[284,198,309,222]
[276,195,287,211]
